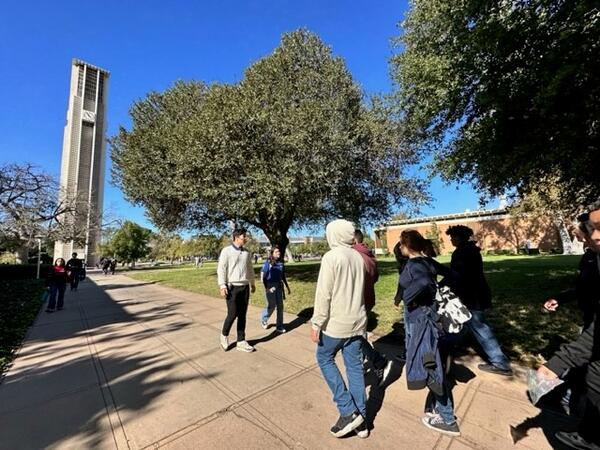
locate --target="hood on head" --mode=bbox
[326,219,355,249]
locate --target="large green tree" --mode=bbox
[112,29,423,254]
[100,221,151,265]
[392,0,599,208]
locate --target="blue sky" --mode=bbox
[0,0,494,235]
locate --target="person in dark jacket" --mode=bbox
[538,311,600,448]
[543,212,600,330]
[66,252,83,291]
[399,230,460,437]
[445,225,513,376]
[46,258,69,313]
[260,246,290,333]
[353,230,392,384]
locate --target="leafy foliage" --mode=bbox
[99,221,151,264]
[392,0,600,207]
[112,29,424,254]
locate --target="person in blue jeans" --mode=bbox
[45,258,69,313]
[260,246,290,333]
[399,230,460,437]
[311,219,369,438]
[444,225,512,376]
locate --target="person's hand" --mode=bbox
[543,299,559,312]
[537,365,558,380]
[220,287,228,298]
[310,328,320,343]
[269,286,276,293]
[251,284,256,294]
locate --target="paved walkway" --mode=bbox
[0,272,576,449]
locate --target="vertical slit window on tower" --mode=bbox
[84,68,98,111]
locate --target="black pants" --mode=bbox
[48,283,66,310]
[579,396,600,444]
[70,271,80,290]
[222,285,250,341]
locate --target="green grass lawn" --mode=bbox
[0,279,45,376]
[126,254,583,365]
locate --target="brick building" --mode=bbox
[374,208,563,255]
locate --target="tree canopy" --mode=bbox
[99,221,151,264]
[392,0,599,208]
[112,29,423,253]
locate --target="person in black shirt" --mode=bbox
[445,225,513,377]
[66,252,83,291]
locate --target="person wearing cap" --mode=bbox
[218,228,256,353]
[311,219,369,438]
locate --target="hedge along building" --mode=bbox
[374,208,568,256]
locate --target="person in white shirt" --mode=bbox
[218,228,256,352]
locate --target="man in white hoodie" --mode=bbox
[311,219,368,438]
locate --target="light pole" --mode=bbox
[36,237,42,279]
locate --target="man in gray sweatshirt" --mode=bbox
[218,228,256,352]
[311,219,368,438]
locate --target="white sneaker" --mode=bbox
[220,334,229,351]
[236,341,255,352]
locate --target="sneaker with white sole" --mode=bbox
[355,422,369,438]
[236,341,255,352]
[276,328,286,333]
[330,412,364,438]
[421,414,460,437]
[220,334,229,351]
[261,320,268,329]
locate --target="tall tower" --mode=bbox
[54,59,109,265]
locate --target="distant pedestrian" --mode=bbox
[352,229,392,385]
[444,225,513,377]
[254,254,259,264]
[399,230,460,437]
[46,258,69,313]
[311,219,369,438]
[110,259,117,275]
[102,258,111,275]
[260,246,290,333]
[218,228,256,353]
[66,252,83,291]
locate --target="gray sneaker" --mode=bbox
[236,341,255,352]
[330,412,364,438]
[422,415,460,437]
[220,334,229,351]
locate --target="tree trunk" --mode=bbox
[262,228,290,261]
[554,215,573,254]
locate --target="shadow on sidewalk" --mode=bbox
[248,307,312,347]
[0,276,217,449]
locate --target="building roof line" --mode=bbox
[381,208,509,227]
[72,58,110,76]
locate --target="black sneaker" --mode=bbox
[422,415,460,437]
[330,412,364,438]
[555,431,600,450]
[355,422,369,438]
[478,363,513,377]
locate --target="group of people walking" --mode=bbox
[44,252,85,313]
[216,197,600,448]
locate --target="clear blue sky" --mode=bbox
[0,0,494,234]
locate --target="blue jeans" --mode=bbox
[48,283,66,310]
[403,302,412,350]
[464,310,511,371]
[316,334,366,418]
[261,283,284,329]
[425,383,456,424]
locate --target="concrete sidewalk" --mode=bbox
[0,272,576,449]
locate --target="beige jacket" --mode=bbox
[311,219,366,338]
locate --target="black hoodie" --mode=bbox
[448,241,492,311]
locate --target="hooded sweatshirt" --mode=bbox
[311,220,366,338]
